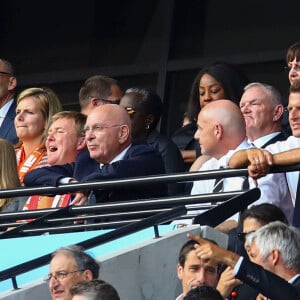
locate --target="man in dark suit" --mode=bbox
[0,58,18,144]
[24,104,167,204]
[188,221,300,300]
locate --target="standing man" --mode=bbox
[0,58,18,144]
[46,245,99,300]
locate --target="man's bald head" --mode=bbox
[195,100,246,158]
[85,104,132,163]
[200,100,246,137]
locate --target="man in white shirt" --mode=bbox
[229,83,300,223]
[239,82,288,148]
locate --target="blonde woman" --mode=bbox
[0,138,21,211]
[14,87,62,184]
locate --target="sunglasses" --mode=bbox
[236,230,256,242]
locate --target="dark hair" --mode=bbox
[0,58,15,75]
[52,245,100,279]
[125,87,163,130]
[240,203,288,226]
[286,41,300,63]
[183,286,223,300]
[178,239,220,268]
[186,62,249,121]
[79,75,121,109]
[70,279,120,300]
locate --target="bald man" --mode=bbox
[191,100,249,195]
[24,104,167,204]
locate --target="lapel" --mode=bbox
[0,100,16,137]
[260,132,288,149]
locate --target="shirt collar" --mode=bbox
[248,132,281,148]
[100,144,132,168]
[0,98,14,118]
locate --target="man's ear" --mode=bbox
[270,249,280,266]
[8,77,17,91]
[91,98,98,108]
[273,105,284,121]
[177,263,183,280]
[83,269,94,281]
[118,125,130,143]
[76,136,86,151]
[214,124,223,139]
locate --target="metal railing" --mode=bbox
[0,164,297,290]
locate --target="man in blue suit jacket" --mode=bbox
[24,104,167,204]
[0,59,18,144]
[188,221,300,300]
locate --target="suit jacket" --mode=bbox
[147,129,186,196]
[0,99,18,144]
[235,258,300,300]
[24,144,167,203]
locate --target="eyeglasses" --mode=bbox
[284,64,300,72]
[0,71,12,76]
[87,96,120,105]
[83,124,123,135]
[44,270,84,282]
[237,230,256,242]
[124,107,136,119]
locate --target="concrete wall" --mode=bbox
[0,225,227,300]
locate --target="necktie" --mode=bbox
[213,177,224,193]
[292,172,300,228]
[213,167,224,193]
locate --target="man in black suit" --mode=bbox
[0,58,18,144]
[188,221,300,300]
[24,104,167,205]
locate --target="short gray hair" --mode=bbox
[243,82,283,106]
[246,221,300,271]
[52,245,100,278]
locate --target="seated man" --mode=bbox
[24,104,167,205]
[3,111,87,212]
[70,279,120,300]
[188,221,300,300]
[46,245,100,300]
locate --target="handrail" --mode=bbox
[0,164,297,198]
[0,191,242,221]
[0,205,186,287]
[0,191,242,238]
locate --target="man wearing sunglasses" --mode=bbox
[0,58,18,144]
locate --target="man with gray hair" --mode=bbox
[46,245,100,300]
[239,82,288,147]
[188,221,300,299]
